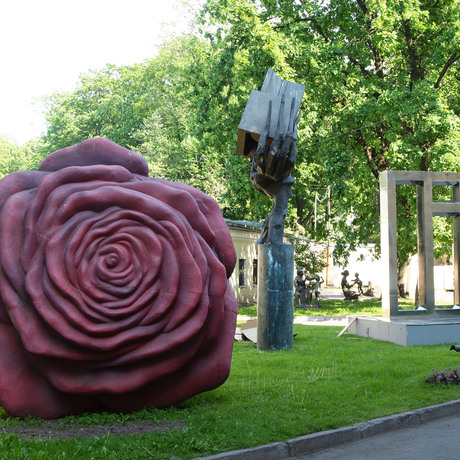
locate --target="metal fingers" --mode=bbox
[267,94,285,178]
[287,110,301,168]
[274,97,300,179]
[254,100,272,172]
[281,97,299,152]
[258,99,271,150]
[273,94,285,148]
[253,94,300,183]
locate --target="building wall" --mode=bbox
[227,222,261,306]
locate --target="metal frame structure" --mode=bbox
[380,171,460,318]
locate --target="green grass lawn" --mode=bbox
[1,301,460,459]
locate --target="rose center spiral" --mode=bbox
[106,254,119,269]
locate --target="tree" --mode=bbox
[38,0,460,275]
[134,35,231,199]
[197,0,313,223]
[288,233,327,275]
[40,35,239,202]
[41,63,153,153]
[200,0,460,269]
[0,136,42,177]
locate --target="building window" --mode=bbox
[253,259,258,286]
[239,259,246,286]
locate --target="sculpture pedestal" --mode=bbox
[347,315,460,346]
[257,244,294,350]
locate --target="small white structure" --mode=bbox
[226,220,261,306]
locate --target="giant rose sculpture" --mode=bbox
[0,138,237,419]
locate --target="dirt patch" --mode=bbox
[1,420,185,440]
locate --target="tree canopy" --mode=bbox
[3,0,459,269]
[0,136,42,178]
[197,0,460,265]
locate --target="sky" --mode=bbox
[0,0,199,144]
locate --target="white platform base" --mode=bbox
[347,315,460,346]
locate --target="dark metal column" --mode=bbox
[257,243,294,351]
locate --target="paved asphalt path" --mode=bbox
[293,413,460,460]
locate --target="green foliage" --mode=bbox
[134,35,233,200]
[0,136,43,177]
[40,35,240,204]
[287,233,327,275]
[41,63,154,153]
[35,0,460,270]
[199,0,460,267]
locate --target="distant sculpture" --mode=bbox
[341,270,360,300]
[294,267,307,307]
[294,269,323,308]
[363,281,375,297]
[352,272,364,295]
[305,278,314,307]
[311,274,324,308]
[0,138,237,419]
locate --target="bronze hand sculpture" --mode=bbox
[250,94,301,244]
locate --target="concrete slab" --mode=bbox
[347,315,460,346]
